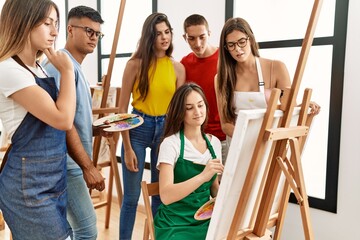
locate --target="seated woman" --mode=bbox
[154,83,224,240]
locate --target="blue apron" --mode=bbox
[0,56,69,240]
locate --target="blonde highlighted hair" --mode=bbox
[0,0,59,61]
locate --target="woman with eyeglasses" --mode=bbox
[0,0,75,239]
[215,17,320,141]
[118,12,185,240]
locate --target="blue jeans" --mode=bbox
[119,109,163,240]
[66,165,97,240]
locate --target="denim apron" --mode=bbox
[154,130,217,240]
[0,56,69,240]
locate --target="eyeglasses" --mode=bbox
[71,25,104,39]
[224,37,249,51]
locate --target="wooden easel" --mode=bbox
[226,0,323,239]
[91,0,127,228]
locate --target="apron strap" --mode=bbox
[0,144,12,173]
[255,57,265,93]
[12,55,36,77]
[179,129,185,160]
[180,129,217,160]
[203,133,217,159]
[12,55,47,77]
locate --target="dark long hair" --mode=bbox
[132,13,174,101]
[163,83,209,139]
[217,17,260,123]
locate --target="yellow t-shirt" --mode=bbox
[132,56,176,116]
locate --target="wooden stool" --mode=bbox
[141,181,159,240]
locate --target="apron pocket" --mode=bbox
[21,153,66,206]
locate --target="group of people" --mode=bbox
[0,1,320,240]
[121,11,320,240]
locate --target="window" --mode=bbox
[99,0,154,86]
[228,0,348,213]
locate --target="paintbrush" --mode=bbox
[97,115,139,126]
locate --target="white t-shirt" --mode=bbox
[0,57,45,140]
[157,132,222,168]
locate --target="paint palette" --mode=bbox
[194,197,216,221]
[93,113,144,132]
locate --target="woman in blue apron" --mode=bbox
[0,1,76,239]
[154,83,224,239]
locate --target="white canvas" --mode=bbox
[206,107,302,240]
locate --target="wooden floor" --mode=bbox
[95,195,147,240]
[94,162,149,240]
[0,197,147,240]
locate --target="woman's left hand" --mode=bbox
[309,101,321,115]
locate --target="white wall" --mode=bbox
[281,0,360,239]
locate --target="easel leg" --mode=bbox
[103,136,123,229]
[105,167,113,229]
[108,137,123,207]
[288,138,314,240]
[253,140,288,236]
[272,182,291,240]
[274,138,314,239]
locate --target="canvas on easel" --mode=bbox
[206,92,312,240]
